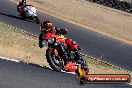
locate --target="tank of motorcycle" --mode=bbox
[56,35,66,43]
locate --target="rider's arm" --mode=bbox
[54,27,68,35]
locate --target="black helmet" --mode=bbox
[22,0,26,3]
[41,20,53,29]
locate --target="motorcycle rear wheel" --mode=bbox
[76,76,86,85]
[19,13,26,20]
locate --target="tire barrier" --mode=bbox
[87,0,132,13]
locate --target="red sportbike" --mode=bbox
[42,31,89,76]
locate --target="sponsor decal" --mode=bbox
[77,74,131,84]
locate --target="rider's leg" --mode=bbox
[39,33,44,48]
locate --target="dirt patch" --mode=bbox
[11,0,132,44]
[0,24,49,67]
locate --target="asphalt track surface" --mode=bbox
[0,1,132,88]
[0,58,132,88]
[0,0,132,71]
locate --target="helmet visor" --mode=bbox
[41,25,49,30]
[42,23,52,29]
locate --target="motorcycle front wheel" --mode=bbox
[46,49,62,72]
[34,16,40,24]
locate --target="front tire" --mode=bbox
[34,16,40,24]
[46,49,62,72]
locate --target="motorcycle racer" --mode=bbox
[18,0,26,6]
[38,20,89,73]
[17,0,26,13]
[39,20,73,65]
[17,0,33,13]
[16,1,40,23]
[39,20,68,48]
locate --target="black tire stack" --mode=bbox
[87,0,132,13]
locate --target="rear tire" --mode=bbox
[19,13,26,20]
[75,53,89,74]
[79,59,89,74]
[76,76,86,85]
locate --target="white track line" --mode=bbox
[127,83,132,86]
[0,56,19,62]
[61,70,76,75]
[0,55,131,84]
[0,56,76,75]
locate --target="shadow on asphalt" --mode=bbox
[0,12,36,23]
[19,61,52,71]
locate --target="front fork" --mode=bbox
[55,44,69,65]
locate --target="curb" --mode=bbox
[80,53,132,73]
[0,22,39,38]
[0,56,19,62]
[0,55,50,69]
[0,21,132,73]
